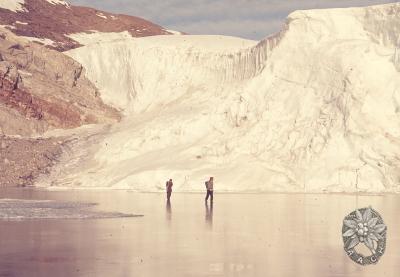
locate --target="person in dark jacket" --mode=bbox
[205,177,214,202]
[166,179,173,201]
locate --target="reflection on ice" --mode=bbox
[166,200,172,221]
[205,201,213,228]
[0,199,141,220]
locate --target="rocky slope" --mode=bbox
[0,0,176,51]
[0,26,120,186]
[0,135,66,187]
[0,28,120,136]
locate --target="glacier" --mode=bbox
[43,3,400,193]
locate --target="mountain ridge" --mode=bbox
[0,0,178,51]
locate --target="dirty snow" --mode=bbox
[0,199,140,220]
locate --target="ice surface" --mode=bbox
[0,199,140,220]
[54,3,400,193]
[1,191,400,277]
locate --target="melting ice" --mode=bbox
[0,199,141,220]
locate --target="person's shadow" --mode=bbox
[205,201,213,228]
[166,200,172,221]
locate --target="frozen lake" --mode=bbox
[0,189,399,276]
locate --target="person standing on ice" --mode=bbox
[166,179,173,202]
[205,177,214,202]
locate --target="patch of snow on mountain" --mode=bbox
[0,0,26,12]
[96,12,107,19]
[46,0,70,8]
[166,29,183,35]
[0,24,16,30]
[21,36,56,46]
[66,31,133,46]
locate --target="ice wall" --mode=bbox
[67,35,268,113]
[56,3,400,192]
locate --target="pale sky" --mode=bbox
[69,0,397,40]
